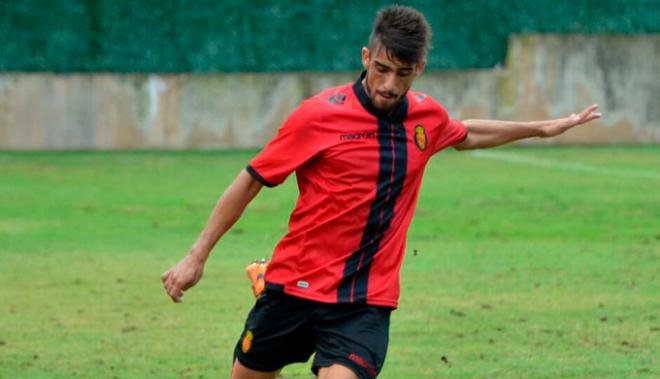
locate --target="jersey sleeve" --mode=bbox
[430,105,468,154]
[247,99,326,187]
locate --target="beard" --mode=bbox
[371,89,403,112]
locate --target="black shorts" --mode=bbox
[233,290,392,379]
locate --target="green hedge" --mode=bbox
[0,0,658,72]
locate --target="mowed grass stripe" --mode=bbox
[470,150,660,180]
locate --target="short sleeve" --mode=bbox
[431,114,468,154]
[247,99,325,187]
[432,118,467,154]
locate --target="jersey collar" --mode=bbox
[353,71,408,123]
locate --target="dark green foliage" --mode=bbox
[0,0,658,72]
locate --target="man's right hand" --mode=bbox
[161,254,205,303]
[160,169,263,303]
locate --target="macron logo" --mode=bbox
[339,131,376,141]
[296,280,309,289]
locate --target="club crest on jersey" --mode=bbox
[241,330,254,353]
[414,125,427,151]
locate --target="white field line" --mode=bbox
[469,150,660,180]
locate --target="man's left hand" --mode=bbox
[541,104,602,137]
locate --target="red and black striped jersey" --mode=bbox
[247,71,467,308]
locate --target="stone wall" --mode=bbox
[0,35,658,150]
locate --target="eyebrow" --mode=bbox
[374,60,414,72]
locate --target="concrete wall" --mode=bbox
[0,35,658,150]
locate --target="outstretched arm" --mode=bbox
[161,169,263,303]
[454,104,601,150]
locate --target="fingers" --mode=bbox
[584,113,602,123]
[163,271,174,291]
[578,104,601,122]
[161,257,204,303]
[165,278,184,303]
[160,270,170,283]
[581,103,599,117]
[564,104,601,128]
[161,269,184,303]
[168,287,184,303]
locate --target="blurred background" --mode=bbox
[0,0,658,150]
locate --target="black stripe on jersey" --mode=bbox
[338,74,409,304]
[351,119,408,304]
[337,118,395,303]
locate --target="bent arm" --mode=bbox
[161,169,263,302]
[455,104,601,150]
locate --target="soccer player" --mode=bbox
[161,5,601,379]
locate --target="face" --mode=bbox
[361,45,426,112]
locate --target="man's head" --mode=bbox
[361,5,431,112]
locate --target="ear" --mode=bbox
[415,59,427,77]
[361,47,370,70]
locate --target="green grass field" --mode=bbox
[0,146,658,378]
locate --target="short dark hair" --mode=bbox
[369,5,432,65]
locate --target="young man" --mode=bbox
[161,5,601,379]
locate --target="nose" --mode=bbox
[382,73,397,93]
